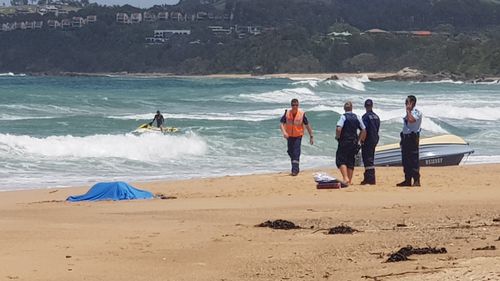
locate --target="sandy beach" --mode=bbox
[1,165,499,281]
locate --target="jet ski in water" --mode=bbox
[132,123,179,134]
[363,134,474,167]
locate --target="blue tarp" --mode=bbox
[67,181,153,202]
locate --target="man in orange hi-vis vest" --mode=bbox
[280,98,314,176]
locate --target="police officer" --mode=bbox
[397,95,423,187]
[361,99,380,185]
[336,101,366,185]
[280,98,314,176]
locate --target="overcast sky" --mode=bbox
[1,0,180,8]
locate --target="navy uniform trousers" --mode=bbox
[400,132,420,182]
[362,142,376,183]
[287,136,302,174]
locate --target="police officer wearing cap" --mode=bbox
[335,101,366,185]
[397,95,423,187]
[360,99,380,185]
[280,98,314,176]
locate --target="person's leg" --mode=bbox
[398,136,412,186]
[336,144,349,183]
[410,135,420,185]
[290,137,302,175]
[339,165,349,183]
[367,144,376,183]
[347,168,354,184]
[287,138,293,173]
[362,144,376,184]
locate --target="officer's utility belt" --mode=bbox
[400,132,419,139]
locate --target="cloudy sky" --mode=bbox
[1,0,180,8]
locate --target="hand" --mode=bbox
[406,101,413,111]
[309,135,314,145]
[283,133,289,139]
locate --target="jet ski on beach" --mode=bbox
[369,134,474,167]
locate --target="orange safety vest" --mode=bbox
[285,109,305,137]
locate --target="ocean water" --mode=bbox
[1,74,499,190]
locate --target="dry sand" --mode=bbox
[1,165,499,281]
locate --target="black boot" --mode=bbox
[413,178,420,187]
[397,179,412,187]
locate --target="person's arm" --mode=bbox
[335,115,345,140]
[280,111,288,139]
[406,102,417,123]
[359,115,367,143]
[303,113,313,144]
[305,124,314,145]
[359,129,366,143]
[336,126,342,140]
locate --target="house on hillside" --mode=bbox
[157,11,168,20]
[72,17,85,28]
[48,19,61,28]
[116,13,130,24]
[364,28,390,35]
[154,29,191,37]
[130,13,142,23]
[61,18,71,28]
[196,11,208,20]
[1,23,13,32]
[25,21,35,29]
[170,11,186,21]
[86,15,97,24]
[208,25,232,36]
[143,11,156,22]
[411,30,432,37]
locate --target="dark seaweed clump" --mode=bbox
[327,225,359,235]
[386,246,447,262]
[473,245,496,251]
[256,219,300,230]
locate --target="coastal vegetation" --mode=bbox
[1,0,500,77]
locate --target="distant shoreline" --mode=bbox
[23,71,500,83]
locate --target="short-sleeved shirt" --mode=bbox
[336,111,366,130]
[362,111,380,144]
[402,108,422,134]
[280,111,309,125]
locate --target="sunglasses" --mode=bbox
[291,104,299,107]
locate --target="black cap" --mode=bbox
[364,99,373,107]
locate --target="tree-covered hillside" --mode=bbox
[1,0,500,76]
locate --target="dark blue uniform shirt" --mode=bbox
[362,111,380,144]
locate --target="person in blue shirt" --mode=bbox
[336,101,366,185]
[361,99,380,185]
[397,95,423,187]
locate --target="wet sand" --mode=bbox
[0,165,499,281]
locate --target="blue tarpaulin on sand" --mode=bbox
[67,181,153,202]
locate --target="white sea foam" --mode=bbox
[291,79,321,88]
[324,75,369,91]
[419,104,500,121]
[110,109,286,122]
[0,133,207,162]
[0,72,26,77]
[463,155,500,165]
[420,79,465,84]
[239,87,320,104]
[0,114,55,121]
